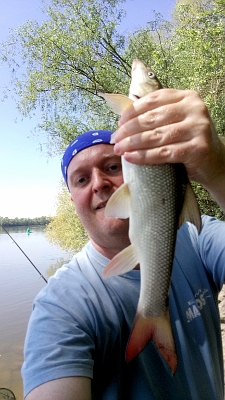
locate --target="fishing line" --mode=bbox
[2,226,48,284]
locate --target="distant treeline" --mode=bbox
[0,216,53,227]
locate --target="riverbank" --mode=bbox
[0,216,52,228]
[0,226,73,400]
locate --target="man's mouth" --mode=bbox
[96,201,107,210]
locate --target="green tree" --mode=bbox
[45,181,88,251]
[126,2,225,221]
[1,0,131,153]
[192,183,225,220]
[2,0,225,248]
[171,0,225,136]
[0,216,52,226]
[2,0,225,143]
[170,0,225,220]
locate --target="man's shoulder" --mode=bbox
[176,215,224,247]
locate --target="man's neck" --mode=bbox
[90,239,140,270]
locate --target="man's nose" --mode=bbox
[92,169,111,192]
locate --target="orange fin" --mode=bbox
[126,311,177,375]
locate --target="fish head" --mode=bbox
[129,59,162,100]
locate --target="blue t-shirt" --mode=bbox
[22,215,225,399]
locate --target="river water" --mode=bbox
[0,226,73,400]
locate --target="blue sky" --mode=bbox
[0,0,175,218]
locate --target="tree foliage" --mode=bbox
[171,0,225,136]
[45,181,88,251]
[1,0,131,151]
[1,0,225,249]
[0,216,52,227]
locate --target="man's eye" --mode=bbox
[78,177,86,184]
[110,165,118,171]
[109,164,122,172]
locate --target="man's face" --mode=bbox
[67,144,130,255]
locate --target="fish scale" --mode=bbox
[127,161,185,318]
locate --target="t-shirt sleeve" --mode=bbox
[22,268,95,397]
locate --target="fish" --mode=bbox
[99,59,201,374]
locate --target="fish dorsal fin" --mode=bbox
[98,93,134,115]
[105,183,130,219]
[179,181,202,233]
[103,244,138,277]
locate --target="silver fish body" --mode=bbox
[126,160,187,317]
[99,59,201,374]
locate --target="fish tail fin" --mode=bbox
[126,310,177,374]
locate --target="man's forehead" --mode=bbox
[67,143,117,172]
[61,130,113,185]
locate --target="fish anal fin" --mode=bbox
[126,310,177,375]
[179,181,202,233]
[98,93,134,116]
[105,183,130,219]
[103,245,138,278]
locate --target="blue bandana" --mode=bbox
[61,130,113,185]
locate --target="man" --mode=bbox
[22,89,225,399]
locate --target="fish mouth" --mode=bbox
[132,58,144,72]
[130,94,140,101]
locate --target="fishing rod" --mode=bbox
[2,226,48,284]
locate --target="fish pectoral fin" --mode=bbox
[98,93,134,115]
[105,183,130,219]
[179,181,202,233]
[126,310,177,375]
[103,245,138,278]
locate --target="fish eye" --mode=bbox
[148,71,155,78]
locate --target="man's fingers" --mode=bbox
[118,88,189,126]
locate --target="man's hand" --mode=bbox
[113,89,225,212]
